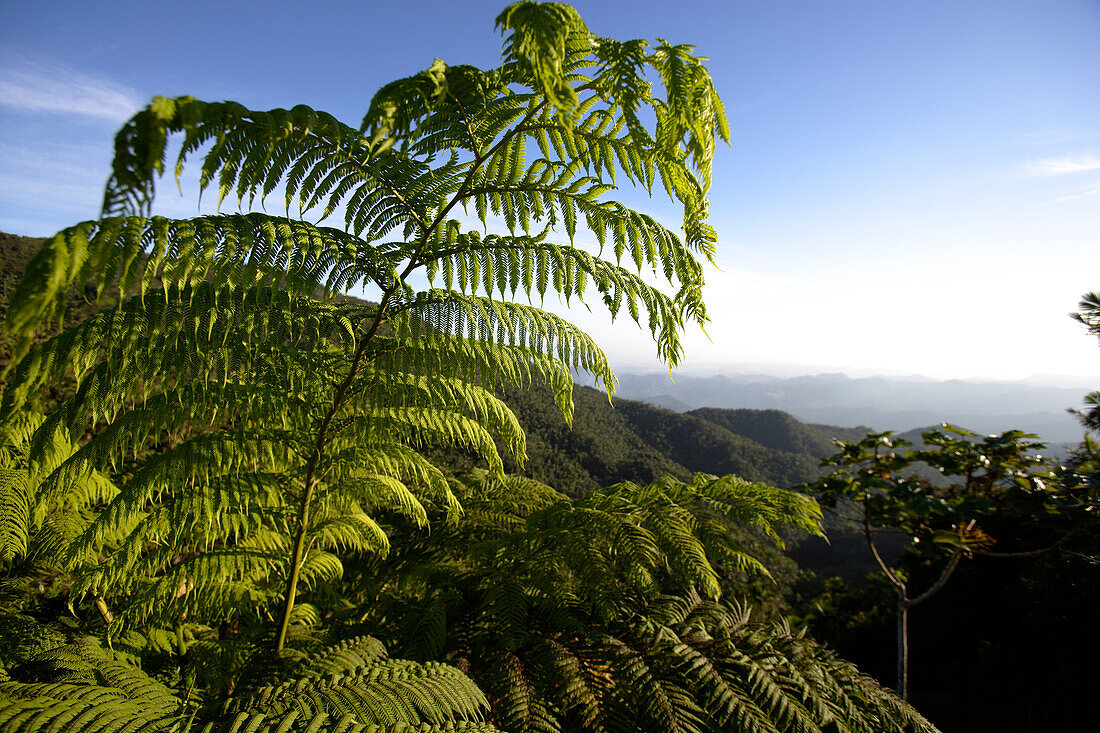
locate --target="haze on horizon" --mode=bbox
[1,0,1098,383]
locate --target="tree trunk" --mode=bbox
[896,594,909,701]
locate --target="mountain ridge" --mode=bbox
[612,371,1090,444]
[493,383,879,495]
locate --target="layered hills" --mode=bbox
[614,370,1090,444]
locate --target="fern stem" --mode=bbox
[274,334,373,653]
[94,596,114,624]
[274,474,316,652]
[275,98,550,654]
[274,231,419,653]
[275,363,366,649]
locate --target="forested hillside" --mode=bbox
[491,383,875,494]
[688,407,871,457]
[1,232,94,354]
[0,233,38,304]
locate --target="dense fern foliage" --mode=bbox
[351,472,934,732]
[0,411,119,612]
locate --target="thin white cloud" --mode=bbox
[0,53,142,122]
[1051,186,1100,203]
[1020,154,1100,177]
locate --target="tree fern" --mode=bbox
[0,4,939,730]
[3,1,729,654]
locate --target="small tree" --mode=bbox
[802,426,1096,700]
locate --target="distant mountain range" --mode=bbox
[609,371,1093,445]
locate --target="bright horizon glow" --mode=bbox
[1,0,1098,382]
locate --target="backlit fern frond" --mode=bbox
[0,636,502,733]
[373,336,576,424]
[395,291,614,391]
[2,215,391,373]
[0,411,116,574]
[3,0,731,661]
[3,280,364,442]
[625,472,825,547]
[340,371,528,463]
[103,97,427,229]
[419,227,698,365]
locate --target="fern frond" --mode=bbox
[497,3,590,104]
[0,638,186,731]
[62,430,292,554]
[337,408,505,475]
[224,658,491,727]
[104,97,431,233]
[373,335,576,426]
[0,412,118,571]
[3,215,390,373]
[0,470,30,565]
[396,291,614,391]
[1,635,506,733]
[301,636,389,676]
[340,371,527,466]
[4,280,362,431]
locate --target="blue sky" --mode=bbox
[2,0,1098,381]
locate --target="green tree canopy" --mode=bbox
[1071,291,1100,434]
[800,426,1098,700]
